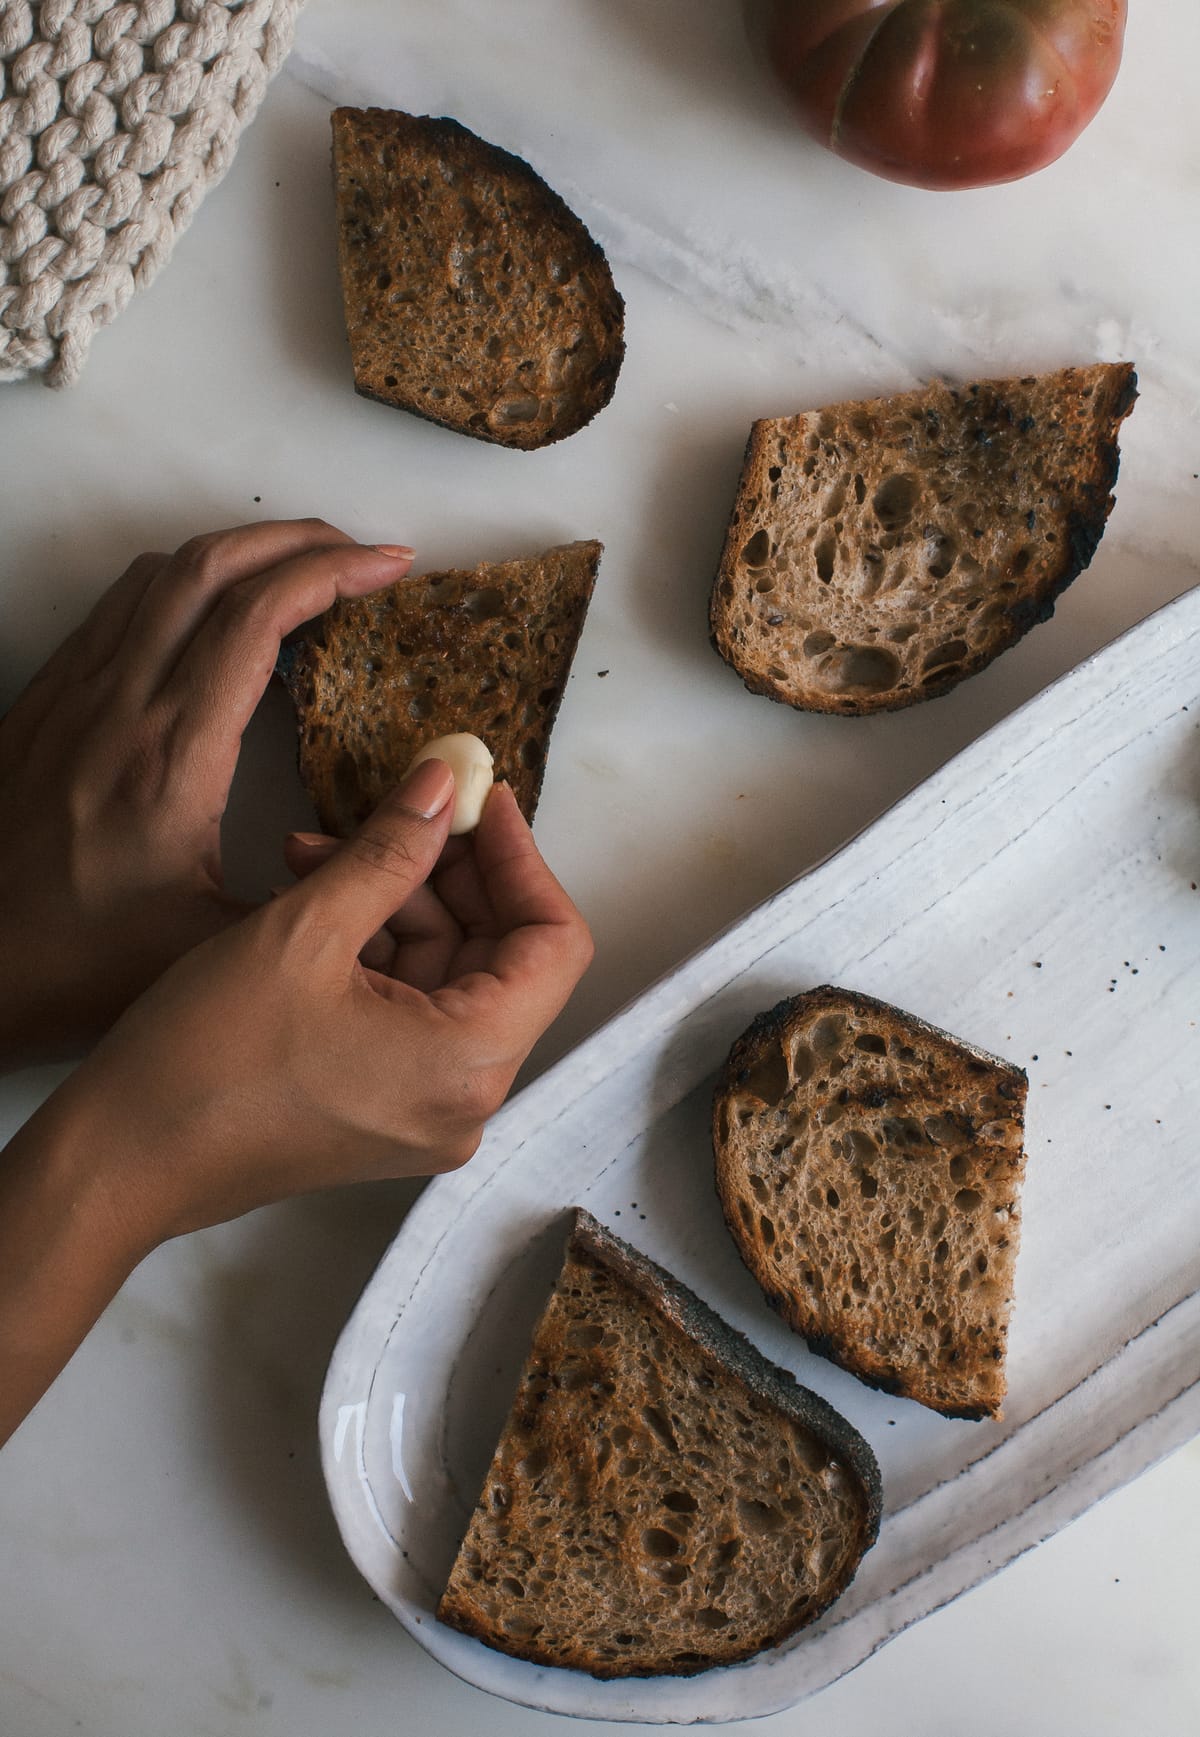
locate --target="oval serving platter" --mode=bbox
[320,586,1200,1724]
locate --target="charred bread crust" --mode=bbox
[276,542,600,835]
[717,989,1025,1096]
[437,1207,883,1677]
[714,989,1028,1420]
[709,365,1137,715]
[569,1208,884,1545]
[332,108,625,450]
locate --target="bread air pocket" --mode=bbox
[331,109,625,449]
[709,364,1137,715]
[277,541,601,836]
[714,988,1029,1421]
[437,1207,881,1679]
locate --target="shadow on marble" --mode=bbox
[257,82,351,396]
[193,1179,427,1610]
[222,680,319,905]
[580,0,779,132]
[0,507,218,703]
[424,1213,576,1598]
[620,409,749,669]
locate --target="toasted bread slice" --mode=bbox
[438,1208,881,1679]
[277,541,601,835]
[714,989,1028,1420]
[710,363,1137,713]
[331,108,625,449]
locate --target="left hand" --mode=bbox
[0,520,415,1066]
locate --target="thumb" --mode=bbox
[292,758,456,952]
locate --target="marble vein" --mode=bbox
[283,53,905,379]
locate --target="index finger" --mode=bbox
[433,783,593,1042]
[471,784,582,933]
[162,539,415,750]
[115,519,364,698]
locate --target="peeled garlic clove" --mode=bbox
[408,733,495,835]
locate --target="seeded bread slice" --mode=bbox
[277,542,601,836]
[714,989,1028,1421]
[710,363,1137,713]
[437,1208,882,1679]
[332,108,625,449]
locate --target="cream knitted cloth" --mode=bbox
[1,0,302,386]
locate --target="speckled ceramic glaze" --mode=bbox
[321,588,1200,1723]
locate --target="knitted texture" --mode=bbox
[1,0,302,386]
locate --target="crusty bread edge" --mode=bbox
[713,987,1028,1422]
[569,1207,883,1535]
[508,539,602,820]
[275,539,603,832]
[709,416,776,686]
[331,109,626,450]
[709,364,1139,714]
[436,1205,883,1679]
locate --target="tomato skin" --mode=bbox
[766,0,1127,189]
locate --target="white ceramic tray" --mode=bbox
[320,588,1200,1724]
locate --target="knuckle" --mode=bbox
[112,707,174,807]
[570,917,596,974]
[551,911,594,984]
[175,530,220,567]
[216,578,275,636]
[174,532,229,592]
[297,515,338,539]
[123,550,166,584]
[438,1129,483,1173]
[422,1054,504,1143]
[458,1061,509,1125]
[348,825,424,884]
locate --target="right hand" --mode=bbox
[36,761,594,1251]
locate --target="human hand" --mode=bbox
[33,758,593,1250]
[0,520,416,1066]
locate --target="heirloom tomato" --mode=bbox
[766,0,1127,189]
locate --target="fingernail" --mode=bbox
[396,756,455,819]
[287,831,335,850]
[372,543,416,559]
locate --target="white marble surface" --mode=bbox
[1,1,1199,1730]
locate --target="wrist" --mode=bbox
[0,1085,155,1445]
[21,1073,175,1266]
